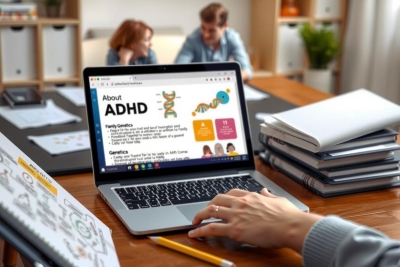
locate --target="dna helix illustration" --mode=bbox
[163,91,177,118]
[192,89,230,116]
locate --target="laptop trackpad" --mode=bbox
[177,202,209,221]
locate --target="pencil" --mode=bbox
[149,236,236,267]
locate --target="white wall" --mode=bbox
[81,0,251,46]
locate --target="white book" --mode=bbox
[0,132,120,266]
[260,89,400,152]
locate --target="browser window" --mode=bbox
[88,71,249,173]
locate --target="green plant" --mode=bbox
[39,0,63,7]
[299,22,340,69]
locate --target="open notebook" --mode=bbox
[260,89,400,153]
[0,132,120,266]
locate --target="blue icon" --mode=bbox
[148,163,152,168]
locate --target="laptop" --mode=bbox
[83,62,308,235]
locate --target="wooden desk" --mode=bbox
[5,77,400,267]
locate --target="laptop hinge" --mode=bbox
[119,169,239,186]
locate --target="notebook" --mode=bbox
[265,136,399,170]
[83,62,308,235]
[0,132,120,266]
[260,89,400,152]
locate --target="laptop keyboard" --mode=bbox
[114,175,267,210]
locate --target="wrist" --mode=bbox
[283,211,323,253]
[119,58,129,65]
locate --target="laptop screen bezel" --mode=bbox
[83,62,256,186]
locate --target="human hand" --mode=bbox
[118,47,134,65]
[189,189,322,253]
[241,70,249,82]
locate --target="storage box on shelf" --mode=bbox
[250,0,347,94]
[0,0,81,92]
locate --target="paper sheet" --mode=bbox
[56,87,86,106]
[255,112,272,121]
[243,84,269,101]
[0,99,82,129]
[28,130,90,155]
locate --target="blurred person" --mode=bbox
[107,19,157,66]
[175,3,252,81]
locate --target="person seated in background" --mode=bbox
[175,3,252,81]
[189,189,400,267]
[107,19,157,66]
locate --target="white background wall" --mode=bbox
[81,0,251,46]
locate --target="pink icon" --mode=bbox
[215,118,237,140]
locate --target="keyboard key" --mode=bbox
[149,200,160,207]
[124,187,134,193]
[169,198,197,205]
[157,184,167,190]
[246,185,265,192]
[124,196,141,202]
[139,203,150,208]
[160,200,172,206]
[197,194,214,202]
[125,199,148,206]
[248,179,263,187]
[115,188,126,194]
[119,193,134,199]
[168,196,178,202]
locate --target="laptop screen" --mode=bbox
[84,64,255,181]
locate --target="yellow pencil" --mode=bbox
[149,236,236,267]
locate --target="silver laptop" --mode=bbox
[83,62,308,235]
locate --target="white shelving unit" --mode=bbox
[250,0,347,94]
[0,0,82,92]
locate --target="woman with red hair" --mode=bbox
[107,19,157,65]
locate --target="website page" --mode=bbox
[89,72,249,172]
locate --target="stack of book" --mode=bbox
[0,3,38,21]
[259,89,400,197]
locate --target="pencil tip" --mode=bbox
[148,236,158,242]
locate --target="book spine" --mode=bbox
[264,151,323,195]
[301,172,320,194]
